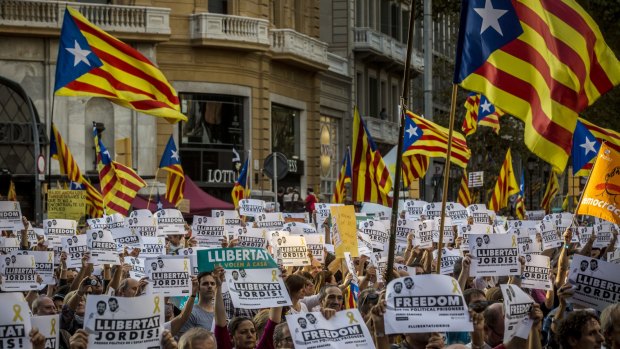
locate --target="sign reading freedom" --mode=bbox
[197,247,278,272]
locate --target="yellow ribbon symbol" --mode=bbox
[346,311,358,324]
[512,235,517,248]
[12,305,23,322]
[184,259,188,272]
[485,226,491,234]
[50,318,56,335]
[48,252,53,263]
[153,296,160,314]
[272,270,277,282]
[31,257,35,267]
[452,279,460,294]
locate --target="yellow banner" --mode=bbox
[47,189,86,221]
[577,143,620,225]
[330,205,359,258]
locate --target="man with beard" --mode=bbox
[178,271,217,336]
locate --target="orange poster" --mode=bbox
[577,143,620,225]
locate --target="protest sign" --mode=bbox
[384,275,472,334]
[191,216,225,247]
[469,233,519,277]
[316,203,341,227]
[594,223,613,248]
[413,220,434,249]
[126,216,158,238]
[0,237,18,254]
[433,217,455,243]
[359,220,389,250]
[1,254,37,291]
[235,227,267,248]
[225,267,291,309]
[467,204,490,224]
[521,254,552,291]
[129,209,153,218]
[304,235,325,264]
[283,222,318,235]
[0,201,24,230]
[213,209,241,225]
[87,218,108,230]
[360,202,391,220]
[422,202,442,220]
[404,200,426,220]
[156,209,185,233]
[526,210,546,220]
[276,235,309,267]
[159,225,186,236]
[110,227,141,252]
[197,247,278,272]
[47,189,86,221]
[330,205,358,258]
[31,251,56,285]
[395,219,415,251]
[63,235,88,268]
[282,212,310,223]
[178,247,209,275]
[127,256,146,280]
[255,212,285,230]
[31,315,59,349]
[286,309,375,349]
[568,255,620,311]
[608,249,620,264]
[439,248,462,275]
[87,229,120,265]
[501,284,534,342]
[44,219,77,238]
[344,252,359,284]
[15,223,39,245]
[447,202,468,226]
[537,221,561,250]
[140,237,165,258]
[238,199,266,217]
[0,292,32,349]
[145,256,191,297]
[84,294,163,349]
[395,263,415,276]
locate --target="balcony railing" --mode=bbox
[353,27,423,70]
[327,52,349,77]
[270,29,328,69]
[365,117,399,145]
[0,0,170,37]
[189,13,269,49]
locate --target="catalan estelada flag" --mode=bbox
[332,149,352,204]
[454,0,620,173]
[462,93,503,136]
[457,170,472,207]
[488,149,520,212]
[403,110,471,168]
[575,118,620,176]
[50,123,103,217]
[577,143,620,224]
[94,125,146,216]
[515,171,526,219]
[54,7,186,123]
[232,159,249,209]
[351,107,392,205]
[159,136,185,207]
[541,172,559,214]
[401,154,429,189]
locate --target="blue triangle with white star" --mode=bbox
[572,120,601,174]
[159,135,181,168]
[478,94,497,120]
[402,116,422,152]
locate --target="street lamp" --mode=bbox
[527,158,536,210]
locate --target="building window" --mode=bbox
[271,104,300,159]
[380,0,390,35]
[390,3,399,40]
[356,72,364,114]
[208,0,228,14]
[368,77,378,117]
[320,116,340,198]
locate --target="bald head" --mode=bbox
[117,278,140,297]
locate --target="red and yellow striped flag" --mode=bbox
[462,93,480,136]
[488,149,520,212]
[455,0,620,173]
[402,154,429,189]
[54,7,186,123]
[457,170,472,207]
[575,118,620,176]
[541,172,559,214]
[351,107,392,205]
[332,150,352,204]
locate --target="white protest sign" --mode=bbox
[104,213,125,230]
[467,204,490,224]
[395,219,415,251]
[44,219,77,238]
[594,223,613,248]
[213,209,241,224]
[226,267,291,309]
[145,256,191,297]
[236,227,267,248]
[521,254,552,291]
[359,220,389,250]
[1,254,37,291]
[537,221,561,250]
[129,209,153,218]
[0,292,32,349]
[439,248,462,275]
[361,202,391,220]
[423,202,442,219]
[63,235,88,268]
[344,252,359,284]
[304,235,325,264]
[192,216,225,247]
[404,200,426,220]
[286,309,375,349]
[447,202,469,226]
[0,237,19,254]
[84,294,164,349]
[31,251,56,285]
[0,201,24,230]
[568,255,620,312]
[283,222,318,235]
[156,209,185,233]
[276,235,309,267]
[384,275,472,334]
[110,227,141,252]
[126,216,158,238]
[501,284,534,342]
[433,217,455,243]
[159,225,186,236]
[255,212,285,230]
[31,315,59,349]
[87,229,119,265]
[608,249,620,264]
[178,247,209,275]
[469,233,520,276]
[413,220,434,249]
[16,223,39,245]
[126,257,146,280]
[238,199,266,217]
[87,218,108,230]
[526,210,546,220]
[140,237,166,258]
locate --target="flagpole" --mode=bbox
[147,168,161,209]
[435,84,459,275]
[386,5,415,285]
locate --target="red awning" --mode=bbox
[131,175,234,216]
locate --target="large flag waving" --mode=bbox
[55,7,186,123]
[575,118,620,176]
[488,149,520,212]
[572,120,601,175]
[515,171,526,219]
[232,159,249,208]
[401,154,429,189]
[541,172,559,214]
[403,110,471,168]
[332,149,352,204]
[351,107,392,205]
[454,0,620,173]
[457,170,472,207]
[576,143,620,224]
[159,136,185,207]
[94,126,146,215]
